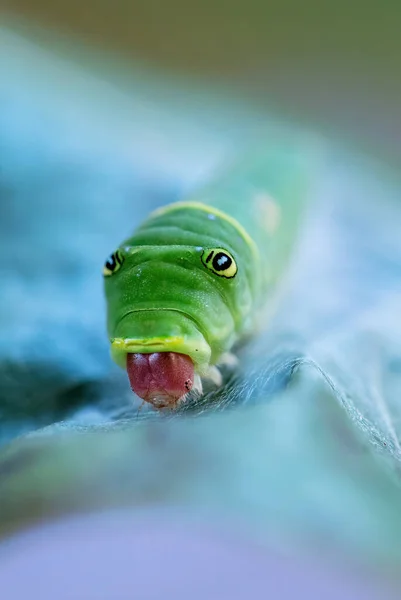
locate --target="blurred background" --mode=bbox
[2,0,401,165]
[1,3,401,599]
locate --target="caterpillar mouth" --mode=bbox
[110,309,211,372]
[126,352,194,409]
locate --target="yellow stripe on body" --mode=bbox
[149,201,260,262]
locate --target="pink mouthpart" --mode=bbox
[126,352,194,408]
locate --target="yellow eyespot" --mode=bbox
[201,248,237,279]
[103,249,124,277]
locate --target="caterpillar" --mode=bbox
[103,140,318,410]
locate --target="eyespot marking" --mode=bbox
[103,249,124,277]
[201,248,237,279]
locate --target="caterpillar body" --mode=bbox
[103,141,318,409]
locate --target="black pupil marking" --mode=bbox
[105,252,122,272]
[105,255,117,270]
[212,252,231,272]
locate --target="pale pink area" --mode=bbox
[0,509,396,600]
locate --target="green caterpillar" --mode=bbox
[103,140,318,409]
